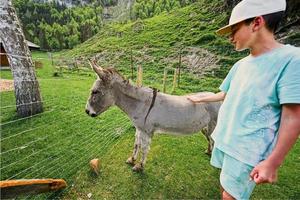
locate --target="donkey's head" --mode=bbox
[85,60,116,117]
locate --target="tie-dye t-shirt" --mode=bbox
[212,45,300,166]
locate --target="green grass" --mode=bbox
[63,134,221,200]
[0,51,131,197]
[63,134,300,200]
[1,0,300,198]
[1,49,299,199]
[0,49,223,199]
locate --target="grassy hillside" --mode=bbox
[66,1,231,55]
[64,0,245,81]
[64,0,299,80]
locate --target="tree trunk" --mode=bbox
[0,0,43,117]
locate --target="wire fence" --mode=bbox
[0,50,221,199]
[1,44,232,80]
[1,52,133,198]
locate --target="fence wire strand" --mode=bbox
[0,49,223,200]
[6,116,130,180]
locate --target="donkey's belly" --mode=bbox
[154,120,208,135]
[155,127,202,136]
[150,104,211,135]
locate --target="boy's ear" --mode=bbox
[252,16,265,32]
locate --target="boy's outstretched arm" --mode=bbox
[187,91,226,103]
[250,104,300,184]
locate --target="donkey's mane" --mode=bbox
[101,67,153,98]
[103,67,154,100]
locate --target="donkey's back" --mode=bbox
[146,92,220,135]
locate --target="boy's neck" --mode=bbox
[249,31,283,57]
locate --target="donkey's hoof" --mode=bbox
[126,157,135,165]
[132,163,143,172]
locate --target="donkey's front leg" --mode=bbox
[132,132,152,172]
[126,129,141,165]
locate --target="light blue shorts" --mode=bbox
[210,148,256,200]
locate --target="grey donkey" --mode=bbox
[85,60,221,172]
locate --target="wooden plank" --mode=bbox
[0,179,67,199]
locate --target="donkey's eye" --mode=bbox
[91,90,98,95]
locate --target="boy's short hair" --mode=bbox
[244,11,285,33]
[262,11,285,33]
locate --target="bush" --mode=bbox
[194,33,216,44]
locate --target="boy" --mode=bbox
[188,0,300,199]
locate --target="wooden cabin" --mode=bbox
[0,41,40,68]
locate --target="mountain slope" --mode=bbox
[64,1,236,78]
[64,0,299,82]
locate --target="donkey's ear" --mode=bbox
[88,59,105,77]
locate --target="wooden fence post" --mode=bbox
[177,48,182,87]
[130,49,134,80]
[48,52,54,66]
[163,68,167,93]
[136,65,143,87]
[172,68,179,92]
[74,58,79,73]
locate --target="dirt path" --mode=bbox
[0,79,14,92]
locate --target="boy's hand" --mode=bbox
[250,104,300,185]
[187,96,202,103]
[249,159,278,184]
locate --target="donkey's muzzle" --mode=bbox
[86,109,97,117]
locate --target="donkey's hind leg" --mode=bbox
[132,132,152,172]
[202,125,214,156]
[202,127,211,155]
[205,135,214,156]
[206,122,216,155]
[126,129,141,165]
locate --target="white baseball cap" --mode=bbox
[216,0,286,36]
